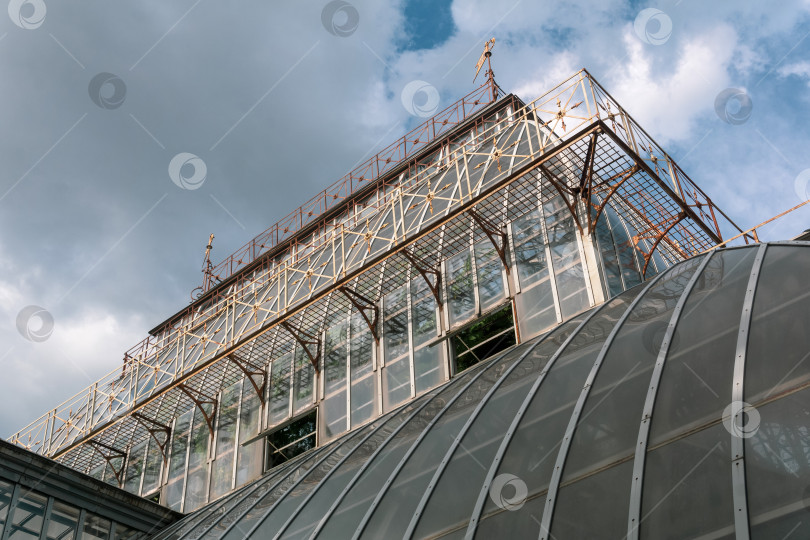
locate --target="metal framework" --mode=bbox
[626,252,713,538]
[537,263,672,539]
[143,243,810,539]
[10,70,752,497]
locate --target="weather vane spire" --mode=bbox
[474,37,497,100]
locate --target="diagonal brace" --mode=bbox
[280,321,321,373]
[338,286,380,344]
[87,440,127,486]
[468,209,510,271]
[131,413,171,463]
[177,384,218,438]
[400,249,443,309]
[228,353,267,405]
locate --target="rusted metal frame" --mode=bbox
[279,321,321,373]
[577,131,598,198]
[48,123,600,461]
[86,439,127,486]
[468,207,510,272]
[636,212,688,278]
[538,162,584,235]
[227,353,267,405]
[176,384,217,438]
[201,82,499,290]
[630,187,700,263]
[598,120,724,245]
[400,249,443,309]
[131,412,171,463]
[184,98,502,329]
[610,185,694,262]
[337,286,380,345]
[587,163,641,235]
[160,106,497,333]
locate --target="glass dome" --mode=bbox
[152,242,810,539]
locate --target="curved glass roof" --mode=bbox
[153,242,810,539]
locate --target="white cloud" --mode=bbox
[778,60,810,79]
[606,24,738,142]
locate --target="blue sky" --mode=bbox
[1,0,810,438]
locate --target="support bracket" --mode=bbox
[468,208,510,271]
[131,413,171,464]
[87,440,127,486]
[228,353,267,405]
[177,384,218,438]
[338,286,380,344]
[280,321,321,373]
[633,212,687,278]
[401,249,443,309]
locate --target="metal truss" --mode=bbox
[10,70,751,481]
[199,78,503,294]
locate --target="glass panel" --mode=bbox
[322,321,348,441]
[0,479,14,530]
[551,461,633,538]
[414,317,585,538]
[476,288,642,537]
[411,277,445,394]
[384,288,410,360]
[641,424,733,539]
[268,353,293,427]
[551,258,703,539]
[382,357,410,412]
[141,436,164,497]
[606,204,642,290]
[210,381,240,500]
[512,210,556,339]
[593,209,624,297]
[235,382,263,488]
[350,313,376,428]
[451,304,515,373]
[164,409,192,511]
[383,288,411,410]
[219,445,335,540]
[281,394,434,540]
[123,441,146,495]
[745,245,810,402]
[292,345,316,414]
[201,458,314,539]
[8,490,47,539]
[362,343,532,537]
[87,464,104,482]
[81,513,110,540]
[447,250,476,326]
[45,501,80,540]
[252,420,383,537]
[184,406,212,512]
[544,196,589,318]
[103,459,123,487]
[474,240,506,312]
[318,362,490,538]
[747,387,810,539]
[650,248,756,445]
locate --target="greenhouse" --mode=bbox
[148,242,810,539]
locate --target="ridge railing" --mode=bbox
[199,78,503,294]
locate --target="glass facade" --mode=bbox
[149,243,810,539]
[104,179,682,514]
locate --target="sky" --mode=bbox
[2,0,810,439]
